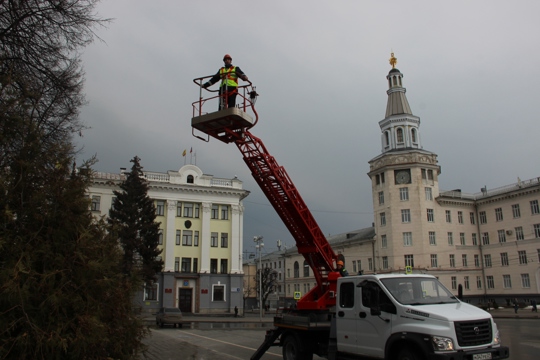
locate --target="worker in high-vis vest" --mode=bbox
[202,54,249,110]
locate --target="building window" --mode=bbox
[156,200,165,216]
[460,233,465,245]
[447,232,453,245]
[194,231,199,246]
[303,261,309,277]
[396,128,404,143]
[91,195,101,211]
[535,224,540,238]
[430,254,438,268]
[174,257,180,272]
[158,231,163,245]
[484,254,492,267]
[194,204,200,218]
[193,258,198,273]
[403,232,413,246]
[176,202,182,217]
[211,232,218,247]
[531,200,540,215]
[482,232,490,245]
[380,212,386,226]
[425,187,433,201]
[479,211,487,224]
[294,261,299,278]
[382,256,389,269]
[470,212,476,225]
[187,174,194,184]
[143,283,158,301]
[183,203,194,217]
[503,275,512,289]
[212,284,225,301]
[181,258,191,272]
[521,274,531,288]
[378,191,384,205]
[400,187,409,201]
[182,230,193,246]
[458,211,463,224]
[221,233,228,248]
[515,227,524,241]
[221,205,229,220]
[486,276,494,289]
[518,250,527,265]
[474,254,480,267]
[449,254,455,268]
[404,254,414,268]
[210,259,218,274]
[512,204,521,218]
[464,276,470,290]
[429,231,436,245]
[472,233,478,246]
[401,209,411,223]
[445,210,452,223]
[427,209,434,222]
[500,252,509,266]
[211,204,219,219]
[176,230,181,245]
[451,276,457,290]
[476,276,482,289]
[462,254,467,267]
[368,258,373,271]
[497,230,506,243]
[220,259,228,274]
[427,170,433,181]
[381,235,387,248]
[495,208,503,222]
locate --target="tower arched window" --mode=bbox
[187,175,194,184]
[411,129,417,143]
[294,261,299,278]
[396,128,404,143]
[392,76,397,86]
[385,131,390,147]
[398,77,402,86]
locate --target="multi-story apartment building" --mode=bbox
[252,55,539,309]
[88,164,249,314]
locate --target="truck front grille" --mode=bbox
[454,319,492,347]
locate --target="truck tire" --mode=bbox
[282,334,313,360]
[397,346,424,360]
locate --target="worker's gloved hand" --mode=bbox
[241,76,248,81]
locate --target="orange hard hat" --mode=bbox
[223,54,232,61]
[337,260,344,266]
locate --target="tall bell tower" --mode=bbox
[368,53,441,272]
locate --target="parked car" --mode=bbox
[155,307,183,328]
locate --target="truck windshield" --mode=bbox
[381,277,458,305]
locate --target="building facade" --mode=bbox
[88,164,249,314]
[252,55,539,309]
[369,55,540,306]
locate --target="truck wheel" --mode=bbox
[282,335,313,360]
[397,347,424,360]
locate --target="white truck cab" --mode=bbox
[336,274,509,360]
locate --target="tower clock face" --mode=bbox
[395,170,411,184]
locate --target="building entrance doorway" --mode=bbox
[179,288,193,313]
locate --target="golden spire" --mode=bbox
[389,52,397,69]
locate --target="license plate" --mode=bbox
[473,353,492,360]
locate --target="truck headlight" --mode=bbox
[493,330,500,345]
[431,336,454,351]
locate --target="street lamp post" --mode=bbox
[253,236,264,321]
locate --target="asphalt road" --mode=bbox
[140,318,539,360]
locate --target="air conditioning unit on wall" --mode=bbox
[506,230,513,235]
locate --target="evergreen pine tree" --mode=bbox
[109,156,164,286]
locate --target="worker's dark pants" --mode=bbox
[219,86,237,110]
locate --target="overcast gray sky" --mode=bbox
[77,0,540,256]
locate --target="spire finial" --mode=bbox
[389,52,397,69]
